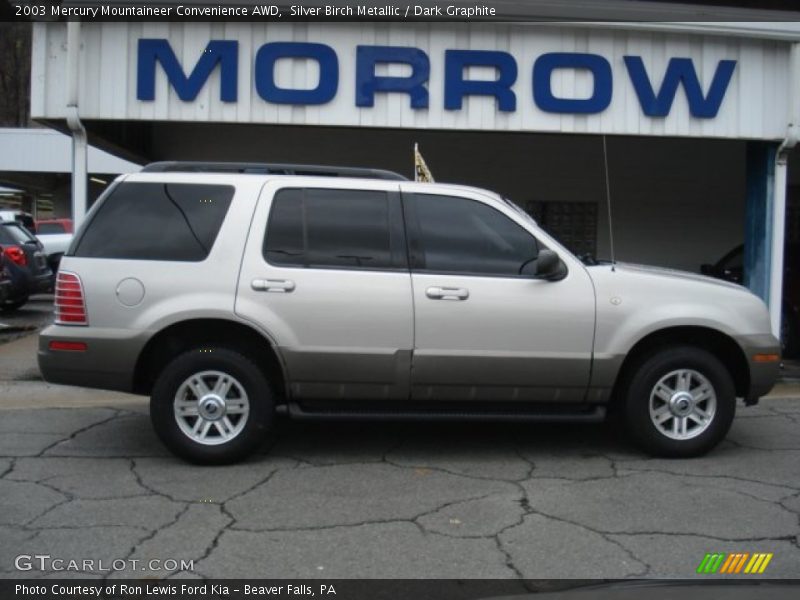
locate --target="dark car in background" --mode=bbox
[0,221,53,312]
[0,210,36,234]
[702,244,799,357]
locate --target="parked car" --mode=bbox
[39,162,781,464]
[36,231,74,274]
[701,244,799,357]
[0,261,11,306]
[0,210,36,234]
[36,218,74,234]
[0,221,54,311]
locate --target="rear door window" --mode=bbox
[263,188,405,270]
[73,182,234,261]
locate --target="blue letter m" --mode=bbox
[137,39,238,102]
[624,56,736,119]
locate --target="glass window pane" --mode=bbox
[264,188,393,270]
[74,183,234,261]
[414,194,538,276]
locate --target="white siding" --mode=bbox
[0,128,140,174]
[31,21,791,140]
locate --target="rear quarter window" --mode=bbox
[73,182,234,261]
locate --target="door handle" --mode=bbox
[426,286,469,301]
[251,279,295,293]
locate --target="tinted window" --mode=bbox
[2,223,36,244]
[74,182,233,261]
[37,223,66,234]
[413,194,539,276]
[264,188,395,269]
[0,225,19,245]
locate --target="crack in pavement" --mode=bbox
[0,456,16,479]
[612,464,800,493]
[2,401,799,579]
[35,410,126,457]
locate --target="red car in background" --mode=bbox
[35,218,74,234]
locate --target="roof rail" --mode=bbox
[140,161,408,181]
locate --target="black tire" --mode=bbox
[150,347,275,464]
[1,296,29,313]
[622,346,735,458]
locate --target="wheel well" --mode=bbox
[610,326,750,404]
[133,319,286,399]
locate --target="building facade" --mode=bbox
[28,17,800,340]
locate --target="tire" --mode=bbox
[150,347,275,464]
[1,296,29,313]
[621,346,735,458]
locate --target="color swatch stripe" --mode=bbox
[698,552,773,574]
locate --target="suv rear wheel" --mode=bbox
[622,346,736,457]
[150,347,274,464]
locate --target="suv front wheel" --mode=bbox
[150,347,275,464]
[622,346,736,458]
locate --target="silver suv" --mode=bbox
[38,162,781,463]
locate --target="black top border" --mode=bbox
[3,0,800,23]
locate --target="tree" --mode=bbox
[0,22,31,127]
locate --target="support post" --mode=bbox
[744,142,788,341]
[66,21,87,227]
[743,142,776,306]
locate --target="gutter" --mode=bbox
[769,42,800,340]
[65,21,88,227]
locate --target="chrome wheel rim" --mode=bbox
[649,369,717,441]
[174,370,249,446]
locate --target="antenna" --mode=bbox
[602,135,616,272]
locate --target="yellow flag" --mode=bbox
[414,143,435,183]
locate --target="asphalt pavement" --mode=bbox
[0,305,798,580]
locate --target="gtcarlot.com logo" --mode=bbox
[14,554,194,573]
[696,552,773,574]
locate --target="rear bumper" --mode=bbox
[735,333,782,402]
[3,265,52,299]
[38,325,145,394]
[0,280,10,302]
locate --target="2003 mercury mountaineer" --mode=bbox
[38,162,781,463]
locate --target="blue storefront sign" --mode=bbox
[137,39,737,119]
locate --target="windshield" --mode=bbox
[502,196,606,266]
[502,197,539,228]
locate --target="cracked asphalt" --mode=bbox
[0,335,799,580]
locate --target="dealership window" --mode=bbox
[264,188,396,269]
[412,194,539,276]
[73,182,233,261]
[521,200,598,258]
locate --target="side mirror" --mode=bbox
[535,249,566,281]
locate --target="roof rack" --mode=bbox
[140,161,408,181]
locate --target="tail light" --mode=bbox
[55,271,88,326]
[3,245,27,267]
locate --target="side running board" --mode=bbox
[278,403,606,423]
